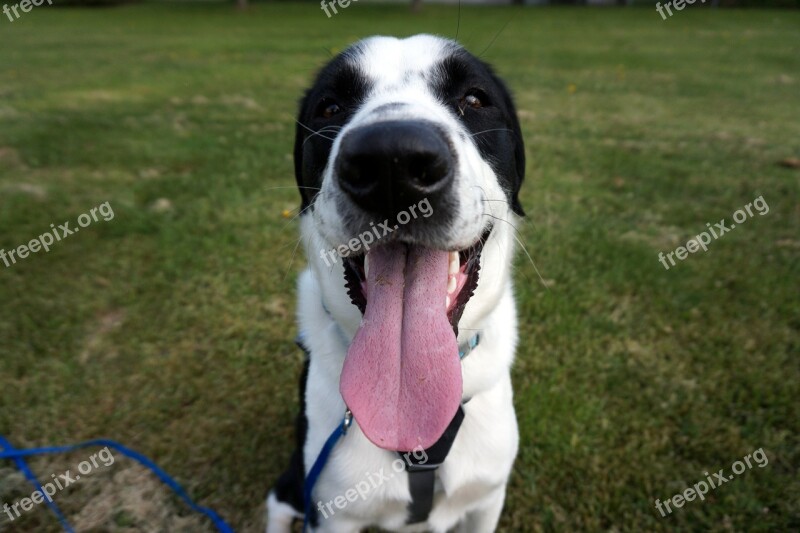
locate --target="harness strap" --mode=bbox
[303,411,352,533]
[406,469,437,523]
[459,332,481,360]
[395,332,478,524]
[397,405,465,524]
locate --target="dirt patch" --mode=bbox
[220,95,263,111]
[80,309,127,364]
[0,183,47,199]
[0,147,24,168]
[70,465,212,533]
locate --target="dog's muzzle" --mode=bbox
[335,120,454,218]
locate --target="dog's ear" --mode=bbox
[509,115,526,217]
[482,64,525,217]
[294,93,312,213]
[499,81,526,217]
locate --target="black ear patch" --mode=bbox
[294,51,372,212]
[495,73,526,217]
[293,101,313,212]
[431,51,526,217]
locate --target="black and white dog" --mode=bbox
[267,34,525,533]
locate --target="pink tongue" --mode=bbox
[340,243,462,451]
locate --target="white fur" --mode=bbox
[268,35,521,533]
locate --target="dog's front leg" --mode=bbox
[265,492,302,533]
[308,515,365,533]
[457,486,507,533]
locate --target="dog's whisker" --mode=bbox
[315,212,343,274]
[298,122,342,135]
[303,132,337,146]
[296,120,337,143]
[314,126,343,136]
[295,119,321,135]
[482,212,548,291]
[474,185,524,229]
[473,186,513,275]
[263,185,322,192]
[480,210,513,275]
[281,193,339,280]
[472,185,535,231]
[512,232,550,292]
[469,128,514,138]
[282,235,304,283]
[281,194,320,231]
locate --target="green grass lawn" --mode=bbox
[0,3,798,532]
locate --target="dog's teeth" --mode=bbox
[447,276,457,294]
[364,255,370,279]
[448,251,460,275]
[445,295,451,308]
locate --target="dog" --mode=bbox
[267,34,526,533]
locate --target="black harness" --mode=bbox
[396,405,465,524]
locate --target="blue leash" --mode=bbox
[302,411,352,533]
[0,436,234,533]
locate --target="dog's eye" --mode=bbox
[458,89,489,114]
[465,94,482,108]
[316,99,342,119]
[322,103,341,118]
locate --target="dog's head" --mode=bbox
[294,35,525,451]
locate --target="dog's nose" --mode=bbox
[336,121,454,216]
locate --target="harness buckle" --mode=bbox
[404,462,441,473]
[342,409,353,434]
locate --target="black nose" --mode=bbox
[335,120,454,217]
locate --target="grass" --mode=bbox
[0,3,798,532]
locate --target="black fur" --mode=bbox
[272,354,313,522]
[430,51,526,216]
[294,48,372,212]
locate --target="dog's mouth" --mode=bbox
[342,227,490,334]
[338,227,491,452]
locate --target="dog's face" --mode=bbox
[295,35,525,451]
